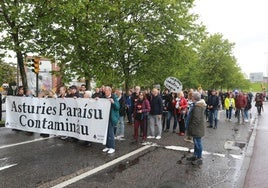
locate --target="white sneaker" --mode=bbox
[244,119,249,122]
[147,136,155,139]
[107,148,115,154]
[156,136,161,140]
[102,147,109,152]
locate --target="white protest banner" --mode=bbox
[5,96,111,145]
[164,77,183,92]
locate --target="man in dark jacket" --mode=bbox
[115,89,126,139]
[148,88,163,140]
[207,89,219,129]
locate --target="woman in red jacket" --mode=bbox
[176,91,188,136]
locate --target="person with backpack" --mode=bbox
[244,92,252,122]
[255,92,264,115]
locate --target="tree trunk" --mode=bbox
[17,51,28,90]
[85,79,91,90]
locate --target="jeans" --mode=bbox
[193,137,203,158]
[244,109,249,120]
[236,108,245,123]
[126,107,133,123]
[178,114,186,133]
[149,115,162,137]
[209,109,218,128]
[226,107,233,119]
[117,116,125,136]
[106,120,115,149]
[166,111,177,130]
[162,112,168,130]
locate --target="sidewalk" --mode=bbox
[243,103,268,187]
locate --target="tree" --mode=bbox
[0,0,53,90]
[197,33,248,90]
[39,0,205,91]
[0,61,16,85]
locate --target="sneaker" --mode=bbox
[184,137,193,143]
[102,147,109,152]
[155,136,161,140]
[191,158,203,165]
[244,119,249,123]
[147,136,155,139]
[178,132,185,136]
[186,156,197,161]
[107,148,115,154]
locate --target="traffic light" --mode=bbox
[31,57,40,74]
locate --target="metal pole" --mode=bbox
[36,73,39,97]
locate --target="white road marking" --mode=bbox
[0,157,8,161]
[51,145,151,188]
[0,164,17,171]
[0,137,52,150]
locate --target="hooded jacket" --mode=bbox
[187,99,206,137]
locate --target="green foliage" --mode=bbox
[0,62,16,85]
[0,0,249,93]
[37,0,205,91]
[196,34,249,90]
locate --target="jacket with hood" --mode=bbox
[187,99,206,137]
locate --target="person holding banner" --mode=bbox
[102,86,120,154]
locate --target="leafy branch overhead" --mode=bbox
[0,0,249,91]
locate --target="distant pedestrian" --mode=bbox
[224,93,235,121]
[255,92,264,115]
[115,89,126,139]
[186,92,206,165]
[148,88,163,140]
[125,89,133,124]
[175,91,188,136]
[244,92,252,122]
[207,89,219,129]
[165,92,178,133]
[235,91,247,124]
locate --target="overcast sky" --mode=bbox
[193,0,268,77]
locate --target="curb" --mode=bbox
[236,115,258,188]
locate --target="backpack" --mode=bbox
[245,94,252,110]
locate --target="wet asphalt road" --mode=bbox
[0,103,263,188]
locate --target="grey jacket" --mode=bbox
[187,99,206,137]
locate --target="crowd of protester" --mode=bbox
[11,83,265,164]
